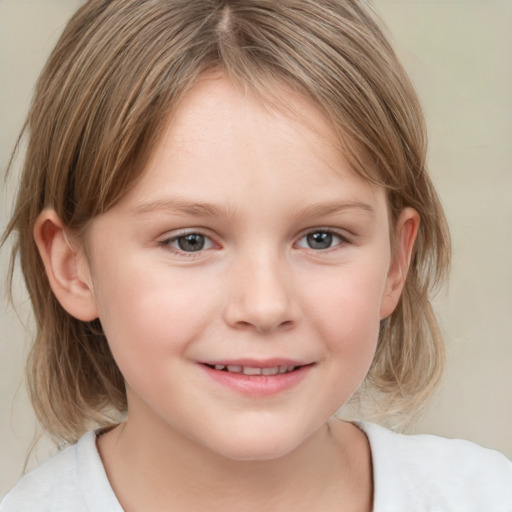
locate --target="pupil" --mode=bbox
[307,232,332,249]
[178,234,205,252]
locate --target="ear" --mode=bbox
[380,207,420,319]
[34,209,99,321]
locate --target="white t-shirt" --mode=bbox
[1,422,511,512]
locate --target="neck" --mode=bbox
[98,411,372,512]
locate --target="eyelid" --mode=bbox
[158,229,218,257]
[294,227,351,250]
[156,226,352,257]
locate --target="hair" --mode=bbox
[3,0,450,443]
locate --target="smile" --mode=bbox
[199,361,313,397]
[205,364,298,375]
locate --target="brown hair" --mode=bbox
[3,0,450,442]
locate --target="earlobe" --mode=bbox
[34,210,99,321]
[380,207,420,319]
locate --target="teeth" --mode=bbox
[243,367,261,375]
[211,364,297,375]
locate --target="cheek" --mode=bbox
[90,261,215,374]
[309,262,387,327]
[301,261,388,365]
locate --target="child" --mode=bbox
[1,0,510,510]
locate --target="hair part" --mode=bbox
[3,0,450,442]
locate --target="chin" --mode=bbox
[198,423,314,462]
[214,442,297,462]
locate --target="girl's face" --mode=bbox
[81,75,413,460]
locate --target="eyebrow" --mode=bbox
[296,200,375,219]
[131,198,374,219]
[131,198,237,218]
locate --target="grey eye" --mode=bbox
[176,234,207,252]
[297,231,344,250]
[307,232,334,249]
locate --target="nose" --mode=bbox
[223,251,298,334]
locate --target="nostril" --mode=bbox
[255,319,295,334]
[278,320,294,330]
[223,288,297,333]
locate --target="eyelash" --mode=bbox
[158,228,350,257]
[295,229,349,252]
[158,231,216,258]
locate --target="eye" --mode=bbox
[161,232,215,253]
[296,230,346,250]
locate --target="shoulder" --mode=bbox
[0,437,85,512]
[356,421,512,512]
[0,431,122,512]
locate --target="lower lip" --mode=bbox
[199,364,313,397]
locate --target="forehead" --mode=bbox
[118,75,385,213]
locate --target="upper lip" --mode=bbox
[199,358,311,368]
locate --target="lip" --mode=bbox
[198,359,314,397]
[200,358,308,368]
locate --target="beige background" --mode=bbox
[1,0,511,497]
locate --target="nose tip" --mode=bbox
[234,311,295,334]
[223,260,297,334]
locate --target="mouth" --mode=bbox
[199,360,314,396]
[202,363,302,376]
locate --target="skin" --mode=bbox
[35,74,419,511]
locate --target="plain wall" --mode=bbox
[1,0,511,497]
